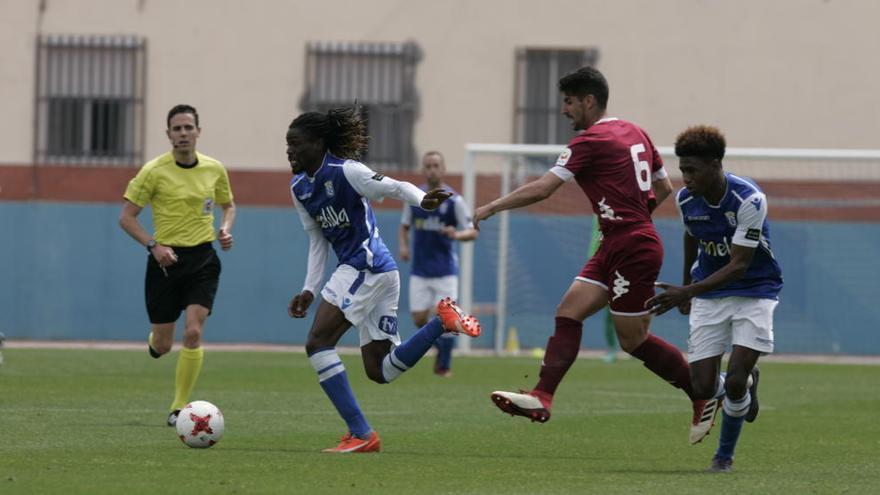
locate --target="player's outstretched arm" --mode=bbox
[421,188,453,210]
[647,243,756,315]
[474,171,564,229]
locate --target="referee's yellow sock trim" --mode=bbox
[171,346,204,411]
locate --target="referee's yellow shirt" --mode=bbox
[124,151,234,247]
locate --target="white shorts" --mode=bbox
[687,296,777,363]
[408,274,458,312]
[321,264,401,347]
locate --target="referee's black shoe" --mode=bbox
[167,409,180,427]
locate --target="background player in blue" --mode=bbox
[647,125,783,472]
[285,106,482,453]
[399,151,478,377]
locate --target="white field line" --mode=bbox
[5,340,880,365]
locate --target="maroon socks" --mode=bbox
[629,334,694,399]
[534,317,583,400]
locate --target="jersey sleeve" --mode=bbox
[214,165,234,204]
[342,160,426,206]
[549,140,590,183]
[731,192,768,248]
[400,204,412,227]
[291,188,320,232]
[302,228,330,295]
[123,164,156,207]
[674,189,693,236]
[453,195,474,229]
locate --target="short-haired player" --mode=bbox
[647,125,783,472]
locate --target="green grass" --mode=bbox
[1,349,878,494]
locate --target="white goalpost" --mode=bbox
[459,143,880,355]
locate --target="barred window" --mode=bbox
[514,48,600,145]
[302,41,421,170]
[35,35,146,166]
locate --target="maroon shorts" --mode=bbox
[577,224,663,315]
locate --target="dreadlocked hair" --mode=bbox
[289,105,369,159]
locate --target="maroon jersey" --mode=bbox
[551,118,666,235]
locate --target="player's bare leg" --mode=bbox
[709,345,761,468]
[491,280,604,423]
[146,322,180,425]
[148,322,175,358]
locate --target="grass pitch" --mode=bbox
[1,348,878,494]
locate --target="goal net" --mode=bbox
[459,144,880,356]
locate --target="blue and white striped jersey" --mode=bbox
[291,153,397,274]
[676,172,783,299]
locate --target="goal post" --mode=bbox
[460,143,880,356]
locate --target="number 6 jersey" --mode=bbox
[550,118,667,235]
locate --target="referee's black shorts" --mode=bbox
[144,242,221,324]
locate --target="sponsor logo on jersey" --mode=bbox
[296,191,312,201]
[414,216,446,232]
[378,315,398,335]
[686,215,710,221]
[598,197,623,220]
[202,198,214,215]
[612,270,630,301]
[699,237,732,257]
[725,211,737,227]
[745,228,761,241]
[371,173,385,181]
[316,205,351,229]
[324,180,335,198]
[556,147,572,166]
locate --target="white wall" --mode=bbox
[2,0,878,170]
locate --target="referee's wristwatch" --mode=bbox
[146,239,157,252]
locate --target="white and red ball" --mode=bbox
[175,400,225,448]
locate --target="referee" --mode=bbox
[119,104,236,426]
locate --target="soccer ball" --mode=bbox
[175,400,225,448]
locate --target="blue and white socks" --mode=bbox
[716,391,751,460]
[381,317,444,383]
[434,334,455,371]
[309,348,372,439]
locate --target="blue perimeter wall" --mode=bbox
[1,201,877,355]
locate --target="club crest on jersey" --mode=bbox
[556,147,572,166]
[324,180,335,198]
[725,211,737,227]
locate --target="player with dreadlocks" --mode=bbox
[285,106,482,453]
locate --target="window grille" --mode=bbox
[514,48,600,146]
[302,41,421,170]
[34,35,146,165]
